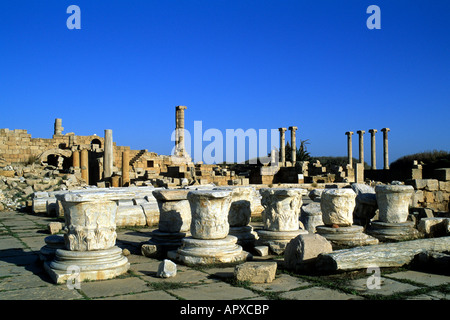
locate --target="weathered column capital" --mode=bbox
[368,129,377,134]
[288,126,298,132]
[381,127,390,133]
[345,131,354,136]
[176,105,187,111]
[278,127,287,133]
[357,130,365,135]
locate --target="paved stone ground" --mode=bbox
[0,210,449,305]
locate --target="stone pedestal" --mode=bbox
[300,202,324,233]
[44,190,132,284]
[39,235,65,262]
[375,185,414,223]
[256,188,308,254]
[142,189,191,257]
[319,188,378,248]
[215,186,259,249]
[368,184,419,241]
[351,183,378,227]
[316,225,378,249]
[321,188,356,227]
[367,221,419,242]
[168,190,248,265]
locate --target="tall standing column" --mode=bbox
[288,126,298,164]
[357,130,365,164]
[345,131,354,167]
[72,150,80,169]
[381,128,390,170]
[175,106,187,157]
[368,129,377,170]
[54,118,63,136]
[80,149,89,184]
[104,129,113,180]
[279,127,287,166]
[121,150,130,187]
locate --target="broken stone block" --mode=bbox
[234,261,277,283]
[418,217,450,238]
[254,246,269,256]
[156,259,177,278]
[48,222,63,235]
[284,234,333,273]
[141,243,158,257]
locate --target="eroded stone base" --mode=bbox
[229,226,259,249]
[44,246,130,284]
[316,225,379,249]
[167,235,249,266]
[255,229,308,255]
[39,235,65,261]
[367,221,420,242]
[141,229,189,258]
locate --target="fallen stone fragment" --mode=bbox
[234,261,277,283]
[48,222,63,235]
[316,236,450,272]
[417,217,450,238]
[254,246,269,256]
[284,234,333,273]
[157,259,177,278]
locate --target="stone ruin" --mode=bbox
[0,106,449,285]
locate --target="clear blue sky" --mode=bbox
[1,1,449,165]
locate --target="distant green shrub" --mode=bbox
[390,150,450,170]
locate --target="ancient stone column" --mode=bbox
[188,190,232,239]
[80,149,89,184]
[175,105,187,157]
[142,189,191,257]
[381,128,390,169]
[214,186,259,248]
[345,131,353,167]
[256,188,308,254]
[168,189,248,265]
[72,150,80,169]
[104,129,113,180]
[320,189,356,227]
[121,150,130,187]
[375,185,414,223]
[289,126,298,164]
[368,129,377,170]
[317,188,378,249]
[54,118,63,136]
[357,130,365,164]
[279,127,287,166]
[368,184,419,242]
[44,189,133,284]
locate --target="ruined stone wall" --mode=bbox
[408,178,450,212]
[0,128,106,166]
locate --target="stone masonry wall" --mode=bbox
[407,178,450,212]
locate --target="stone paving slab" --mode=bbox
[385,270,450,287]
[167,282,260,300]
[249,273,313,293]
[0,210,448,303]
[280,286,364,300]
[0,284,84,300]
[96,290,178,300]
[347,277,420,296]
[79,277,151,299]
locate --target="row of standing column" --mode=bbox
[345,128,390,170]
[278,126,297,166]
[71,129,130,186]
